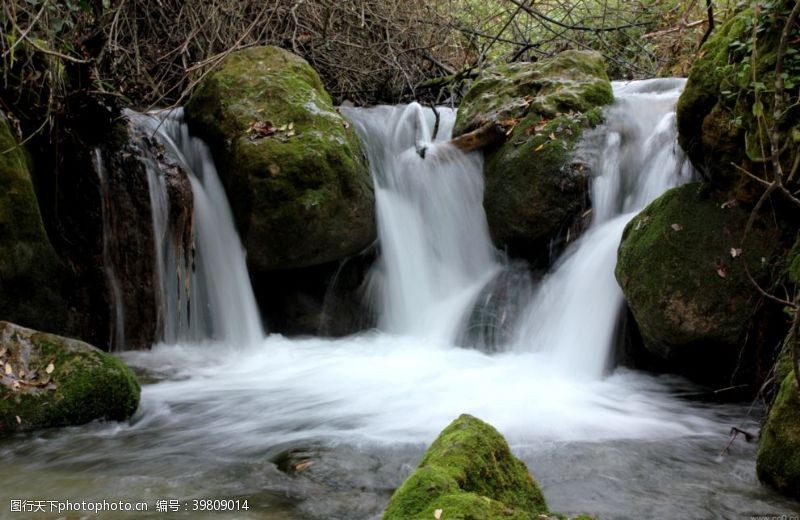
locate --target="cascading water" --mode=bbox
[4,81,795,520]
[92,149,126,351]
[512,78,695,377]
[127,109,263,346]
[342,104,530,345]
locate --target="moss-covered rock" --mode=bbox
[185,46,375,272]
[0,321,140,434]
[757,370,800,498]
[384,414,548,520]
[615,183,781,383]
[677,1,800,189]
[0,113,72,334]
[454,51,613,263]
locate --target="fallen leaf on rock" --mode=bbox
[730,248,742,258]
[294,461,314,472]
[249,120,276,139]
[671,223,683,231]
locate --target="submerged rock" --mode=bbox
[185,46,375,272]
[454,50,613,264]
[383,414,548,519]
[0,321,140,434]
[615,183,780,384]
[757,371,800,498]
[0,113,73,334]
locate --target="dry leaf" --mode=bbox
[671,223,683,231]
[15,416,21,424]
[534,143,545,152]
[286,129,296,137]
[294,461,314,472]
[548,132,556,140]
[249,120,276,139]
[0,347,7,358]
[434,509,443,519]
[46,363,54,375]
[4,363,10,375]
[278,124,288,132]
[288,122,294,130]
[730,248,742,258]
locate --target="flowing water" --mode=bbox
[93,149,126,351]
[0,81,797,519]
[127,109,263,346]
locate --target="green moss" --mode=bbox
[185,46,375,272]
[384,414,548,520]
[0,321,140,434]
[757,371,800,498]
[677,2,798,188]
[615,183,780,375]
[0,113,72,333]
[454,50,612,263]
[454,50,612,136]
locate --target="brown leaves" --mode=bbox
[249,120,276,139]
[0,347,57,393]
[249,120,296,141]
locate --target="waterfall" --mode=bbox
[511,78,694,377]
[126,109,264,346]
[93,149,126,351]
[344,79,692,372]
[342,104,509,342]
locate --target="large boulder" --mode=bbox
[454,50,613,263]
[757,371,800,498]
[0,114,73,334]
[677,1,800,189]
[384,414,548,520]
[0,321,140,434]
[185,46,375,272]
[615,183,781,384]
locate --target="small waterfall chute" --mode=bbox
[126,108,264,346]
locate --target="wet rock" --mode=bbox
[0,113,73,334]
[757,370,800,498]
[454,50,613,264]
[0,321,140,434]
[615,183,781,385]
[384,414,549,519]
[185,46,375,272]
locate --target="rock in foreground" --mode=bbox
[0,321,140,434]
[384,414,549,519]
